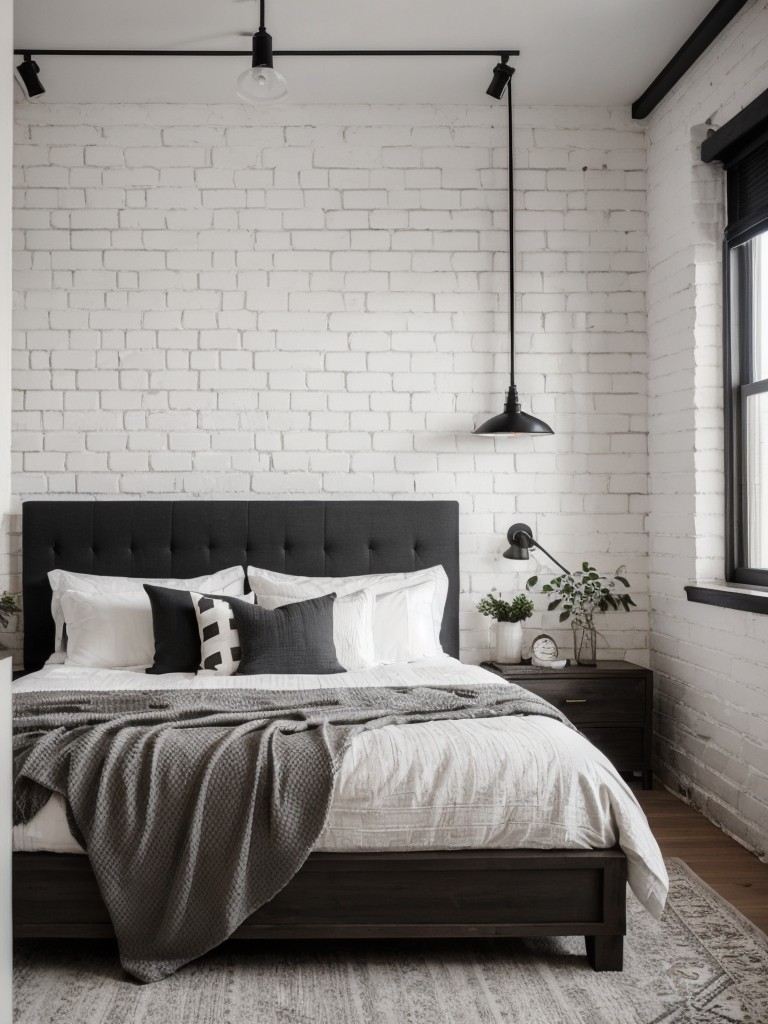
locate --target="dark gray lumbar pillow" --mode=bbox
[232,593,346,676]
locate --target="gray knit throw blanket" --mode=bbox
[13,683,571,983]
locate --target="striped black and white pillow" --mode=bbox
[191,591,255,675]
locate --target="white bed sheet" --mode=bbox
[13,658,668,918]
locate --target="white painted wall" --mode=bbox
[647,0,768,858]
[10,101,650,667]
[1,0,15,1011]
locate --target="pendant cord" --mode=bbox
[260,0,266,31]
[507,78,515,391]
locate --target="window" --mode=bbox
[724,139,768,586]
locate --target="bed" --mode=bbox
[12,499,667,975]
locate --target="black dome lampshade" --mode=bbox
[476,385,554,435]
[474,60,553,437]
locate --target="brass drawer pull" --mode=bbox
[565,698,588,704]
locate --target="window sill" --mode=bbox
[685,583,768,615]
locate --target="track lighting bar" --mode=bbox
[13,48,519,58]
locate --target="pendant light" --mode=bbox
[237,0,288,103]
[474,59,553,436]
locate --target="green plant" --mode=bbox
[0,591,21,630]
[476,591,534,624]
[526,564,634,630]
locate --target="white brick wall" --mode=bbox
[0,0,13,668]
[647,0,768,858]
[9,101,649,668]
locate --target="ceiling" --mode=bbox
[14,0,716,107]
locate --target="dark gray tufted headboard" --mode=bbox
[22,499,460,672]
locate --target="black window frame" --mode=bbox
[702,89,768,591]
[724,212,768,587]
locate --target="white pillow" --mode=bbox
[373,579,442,664]
[191,591,255,676]
[48,565,245,655]
[248,565,447,663]
[61,590,156,670]
[255,588,376,671]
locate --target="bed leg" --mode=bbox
[585,934,623,971]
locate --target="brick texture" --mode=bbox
[8,102,649,670]
[646,0,768,859]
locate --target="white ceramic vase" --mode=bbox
[495,620,523,664]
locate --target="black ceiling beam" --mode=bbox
[631,0,751,120]
[13,48,519,58]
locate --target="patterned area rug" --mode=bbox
[13,859,768,1024]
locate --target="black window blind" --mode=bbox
[727,136,768,227]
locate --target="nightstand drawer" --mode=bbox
[479,660,653,788]
[581,727,644,772]
[518,678,646,724]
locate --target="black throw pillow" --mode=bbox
[232,593,346,676]
[144,584,246,675]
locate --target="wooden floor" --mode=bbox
[636,785,768,935]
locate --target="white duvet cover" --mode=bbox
[13,657,668,919]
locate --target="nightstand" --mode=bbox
[480,660,653,789]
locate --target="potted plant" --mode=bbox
[0,591,21,651]
[526,564,634,665]
[476,591,534,664]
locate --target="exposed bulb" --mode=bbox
[236,66,288,104]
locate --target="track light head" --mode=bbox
[16,54,45,99]
[486,58,513,100]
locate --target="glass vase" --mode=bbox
[573,625,597,666]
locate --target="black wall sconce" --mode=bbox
[504,523,569,574]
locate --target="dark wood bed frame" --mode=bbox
[14,499,627,971]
